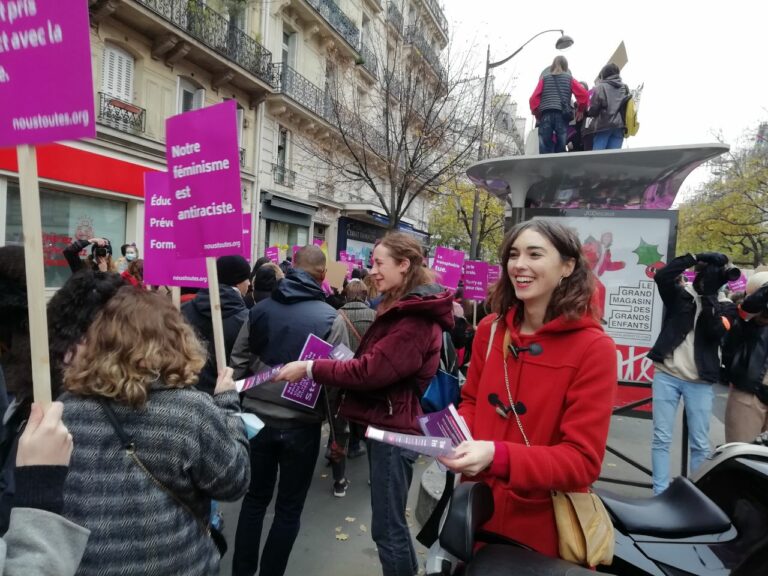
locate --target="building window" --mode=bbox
[281,29,296,67]
[177,77,205,113]
[277,125,289,168]
[266,220,308,248]
[5,183,127,288]
[102,44,135,102]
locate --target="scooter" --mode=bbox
[426,440,768,575]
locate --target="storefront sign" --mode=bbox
[166,100,242,258]
[143,172,207,288]
[433,247,465,290]
[0,0,95,147]
[463,261,489,301]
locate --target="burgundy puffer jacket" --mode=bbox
[312,283,454,434]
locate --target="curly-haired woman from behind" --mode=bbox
[60,287,250,576]
[440,220,616,560]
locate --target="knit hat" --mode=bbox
[216,255,250,286]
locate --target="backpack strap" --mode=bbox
[338,310,362,343]
[485,318,499,361]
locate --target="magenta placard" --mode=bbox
[241,214,252,263]
[292,245,301,258]
[728,273,747,293]
[487,264,502,286]
[0,1,95,147]
[281,334,334,408]
[265,246,279,262]
[143,172,207,288]
[463,261,489,301]
[433,247,465,290]
[166,100,242,259]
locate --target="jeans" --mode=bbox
[232,423,321,576]
[592,128,624,150]
[538,110,567,154]
[651,370,714,494]
[367,440,419,576]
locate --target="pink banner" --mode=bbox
[433,247,465,290]
[0,1,95,147]
[166,100,242,259]
[143,172,207,288]
[241,214,252,263]
[463,261,489,301]
[728,273,747,293]
[265,246,279,262]
[487,264,502,286]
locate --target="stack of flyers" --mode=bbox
[330,343,355,361]
[235,364,284,393]
[365,426,456,459]
[417,403,473,448]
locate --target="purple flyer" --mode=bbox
[281,334,334,408]
[236,364,284,393]
[463,260,489,301]
[365,426,455,458]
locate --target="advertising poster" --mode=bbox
[530,209,677,385]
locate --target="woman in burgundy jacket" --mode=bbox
[440,220,616,561]
[277,232,454,576]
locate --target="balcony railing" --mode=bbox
[135,0,273,86]
[272,163,296,188]
[358,43,378,79]
[386,2,403,34]
[419,0,449,39]
[405,25,445,80]
[270,63,333,123]
[97,92,146,133]
[305,0,360,51]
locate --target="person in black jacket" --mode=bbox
[62,237,116,274]
[182,255,250,395]
[647,253,738,494]
[723,272,768,442]
[588,63,630,150]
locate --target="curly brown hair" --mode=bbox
[64,286,206,407]
[487,220,597,328]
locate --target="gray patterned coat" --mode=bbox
[60,388,250,576]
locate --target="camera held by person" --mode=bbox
[692,252,740,295]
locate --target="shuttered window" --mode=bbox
[102,44,134,102]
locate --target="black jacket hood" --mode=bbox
[191,287,246,319]
[272,269,326,305]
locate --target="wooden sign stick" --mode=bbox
[205,257,226,374]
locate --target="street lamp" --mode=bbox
[468,29,573,259]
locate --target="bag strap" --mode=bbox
[415,470,455,548]
[485,318,499,361]
[338,310,362,342]
[97,399,211,536]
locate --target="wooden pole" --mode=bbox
[205,257,226,373]
[473,300,477,328]
[17,145,52,406]
[171,286,181,310]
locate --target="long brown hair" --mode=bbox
[64,286,206,407]
[487,220,596,327]
[377,232,435,309]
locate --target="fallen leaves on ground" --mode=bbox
[335,533,349,541]
[345,516,356,522]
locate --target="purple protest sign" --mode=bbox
[265,246,279,262]
[241,214,252,263]
[433,247,465,290]
[728,273,747,292]
[166,100,242,259]
[487,265,501,286]
[292,245,301,259]
[282,334,334,408]
[463,261,489,301]
[143,172,207,288]
[0,1,95,147]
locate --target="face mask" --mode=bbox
[126,253,136,261]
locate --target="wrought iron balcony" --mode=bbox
[419,0,449,40]
[135,0,273,86]
[305,0,360,51]
[358,43,378,79]
[270,63,333,123]
[272,163,296,188]
[97,92,146,133]
[405,25,446,80]
[386,2,403,34]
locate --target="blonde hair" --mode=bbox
[64,286,206,407]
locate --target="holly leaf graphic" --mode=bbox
[632,239,663,267]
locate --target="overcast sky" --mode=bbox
[443,0,767,193]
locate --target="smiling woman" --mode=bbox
[439,220,617,562]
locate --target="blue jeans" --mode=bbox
[651,370,714,494]
[592,128,624,150]
[367,440,419,576]
[538,110,567,154]
[232,423,321,576]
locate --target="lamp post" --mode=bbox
[468,30,573,259]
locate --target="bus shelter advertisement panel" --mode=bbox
[530,210,677,385]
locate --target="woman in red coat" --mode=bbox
[277,232,454,576]
[440,220,616,559]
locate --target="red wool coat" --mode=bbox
[458,309,616,558]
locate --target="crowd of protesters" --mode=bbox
[2,225,768,576]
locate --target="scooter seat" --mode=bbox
[595,476,731,538]
[466,544,608,576]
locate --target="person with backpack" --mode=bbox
[529,56,589,154]
[587,63,630,150]
[276,233,453,576]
